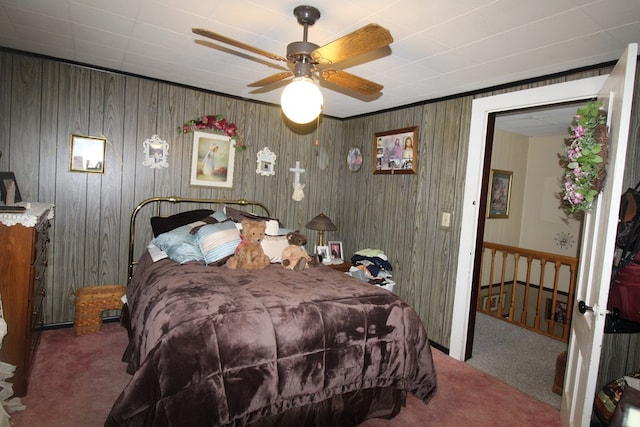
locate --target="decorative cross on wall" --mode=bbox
[289,161,305,185]
[289,161,306,202]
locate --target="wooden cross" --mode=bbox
[289,161,305,185]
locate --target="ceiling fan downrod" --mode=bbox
[287,5,321,73]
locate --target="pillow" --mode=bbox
[150,225,204,264]
[261,235,290,263]
[194,221,242,265]
[150,209,214,237]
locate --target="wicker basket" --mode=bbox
[74,285,126,335]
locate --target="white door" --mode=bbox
[561,43,638,427]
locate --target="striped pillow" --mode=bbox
[194,221,241,265]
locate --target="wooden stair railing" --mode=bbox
[478,242,577,342]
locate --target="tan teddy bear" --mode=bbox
[281,230,319,270]
[226,219,271,269]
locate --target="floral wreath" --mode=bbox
[177,114,246,151]
[560,101,608,216]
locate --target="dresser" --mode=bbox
[0,203,54,397]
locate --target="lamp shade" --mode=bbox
[305,212,336,247]
[305,212,337,232]
[281,77,323,124]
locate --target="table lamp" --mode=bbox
[305,212,336,247]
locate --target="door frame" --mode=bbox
[449,75,609,360]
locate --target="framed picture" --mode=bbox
[190,131,235,188]
[487,169,513,218]
[545,298,568,325]
[482,293,505,312]
[316,245,330,263]
[256,147,276,176]
[328,241,344,260]
[0,172,22,204]
[69,134,106,173]
[347,147,362,172]
[373,126,417,175]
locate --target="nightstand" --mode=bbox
[328,261,351,272]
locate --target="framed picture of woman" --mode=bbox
[190,131,236,188]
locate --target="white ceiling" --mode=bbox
[494,103,583,137]
[0,0,638,133]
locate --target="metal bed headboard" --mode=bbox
[127,196,271,284]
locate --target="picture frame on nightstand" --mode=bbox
[328,241,343,260]
[0,172,22,205]
[316,246,330,264]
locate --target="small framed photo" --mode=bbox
[487,169,513,218]
[0,172,22,204]
[316,245,330,263]
[191,131,236,188]
[482,294,505,312]
[69,134,106,173]
[546,298,568,325]
[374,126,417,175]
[328,241,344,260]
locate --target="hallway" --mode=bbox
[467,312,566,409]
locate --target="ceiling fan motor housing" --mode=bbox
[287,41,320,63]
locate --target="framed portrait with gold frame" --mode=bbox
[69,134,106,173]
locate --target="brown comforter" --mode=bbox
[106,252,437,426]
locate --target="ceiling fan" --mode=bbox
[192,5,393,123]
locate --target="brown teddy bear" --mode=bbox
[281,230,319,270]
[226,219,271,269]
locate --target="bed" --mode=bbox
[106,197,437,426]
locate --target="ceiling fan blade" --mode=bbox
[192,28,287,62]
[248,72,293,87]
[320,69,383,95]
[311,24,393,65]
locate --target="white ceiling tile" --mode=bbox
[0,0,637,121]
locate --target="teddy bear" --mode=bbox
[281,230,319,270]
[226,219,271,269]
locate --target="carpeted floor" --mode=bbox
[467,313,567,409]
[9,321,560,426]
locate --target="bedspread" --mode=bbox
[106,251,437,426]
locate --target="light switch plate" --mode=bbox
[441,210,452,230]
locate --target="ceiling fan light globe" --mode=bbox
[281,77,323,124]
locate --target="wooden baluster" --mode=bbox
[547,261,562,334]
[486,248,497,312]
[497,250,508,317]
[510,253,520,321]
[534,258,547,331]
[522,255,533,326]
[563,262,577,342]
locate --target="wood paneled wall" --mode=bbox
[1,50,639,388]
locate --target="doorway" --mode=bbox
[464,103,585,407]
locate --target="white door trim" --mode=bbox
[449,75,608,360]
